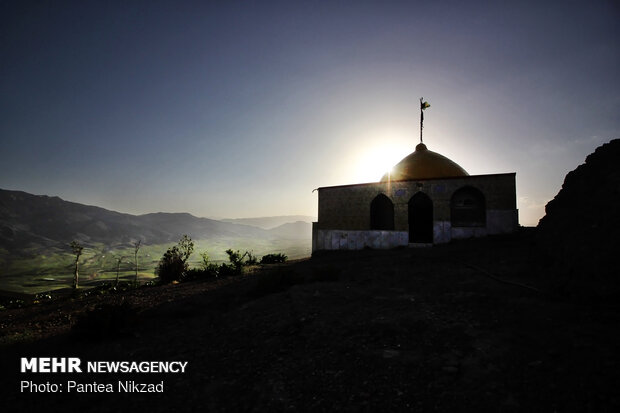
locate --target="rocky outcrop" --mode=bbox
[537,139,620,294]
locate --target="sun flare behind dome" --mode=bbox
[380,143,469,182]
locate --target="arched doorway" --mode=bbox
[409,192,433,243]
[370,194,394,230]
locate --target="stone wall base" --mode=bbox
[312,227,408,252]
[312,209,518,252]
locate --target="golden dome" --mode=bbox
[380,143,469,181]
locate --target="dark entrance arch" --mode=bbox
[370,194,394,230]
[408,192,433,243]
[451,186,486,227]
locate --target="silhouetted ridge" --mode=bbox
[0,189,278,254]
[537,139,620,294]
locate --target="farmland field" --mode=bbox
[0,238,311,294]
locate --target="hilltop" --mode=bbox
[1,230,619,411]
[2,140,619,411]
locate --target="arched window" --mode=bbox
[451,186,486,227]
[370,194,394,230]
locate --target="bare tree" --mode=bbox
[115,255,125,287]
[133,240,142,283]
[70,241,84,289]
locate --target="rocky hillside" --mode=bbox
[268,221,313,240]
[2,233,619,411]
[0,189,281,254]
[537,139,620,293]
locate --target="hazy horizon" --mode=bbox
[2,1,618,226]
[0,186,317,223]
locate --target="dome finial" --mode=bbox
[420,97,431,144]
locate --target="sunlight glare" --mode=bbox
[353,144,410,183]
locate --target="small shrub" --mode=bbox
[200,251,211,269]
[182,247,273,281]
[222,249,256,276]
[246,251,258,265]
[260,253,288,264]
[181,250,221,281]
[157,247,187,282]
[156,235,195,283]
[219,262,241,277]
[185,263,220,280]
[225,249,244,269]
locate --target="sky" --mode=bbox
[1,0,618,226]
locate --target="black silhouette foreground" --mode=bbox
[1,229,619,412]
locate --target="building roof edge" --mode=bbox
[315,172,516,191]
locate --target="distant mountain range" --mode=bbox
[221,216,316,229]
[0,189,313,256]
